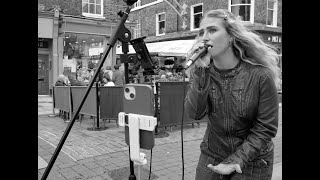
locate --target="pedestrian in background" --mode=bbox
[104,66,113,80]
[112,64,125,86]
[184,9,280,180]
[55,74,69,122]
[103,74,115,87]
[68,74,86,86]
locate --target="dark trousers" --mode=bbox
[195,151,274,180]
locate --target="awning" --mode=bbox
[116,39,196,57]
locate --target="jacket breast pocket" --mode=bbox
[231,85,246,117]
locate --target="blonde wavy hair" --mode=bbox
[201,9,281,88]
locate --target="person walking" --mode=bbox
[184,9,280,180]
[112,64,125,86]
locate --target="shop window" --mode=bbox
[63,33,106,79]
[82,0,103,18]
[267,0,278,27]
[229,0,255,23]
[134,20,141,39]
[156,13,165,36]
[190,3,203,31]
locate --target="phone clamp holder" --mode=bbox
[118,112,157,164]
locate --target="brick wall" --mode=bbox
[128,0,228,38]
[277,0,282,27]
[38,0,281,39]
[142,0,157,5]
[38,0,128,21]
[127,0,281,41]
[38,0,82,15]
[129,2,179,37]
[104,0,128,20]
[254,0,282,27]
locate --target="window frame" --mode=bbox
[131,0,163,11]
[82,0,104,18]
[266,0,278,27]
[190,3,203,31]
[134,19,141,39]
[156,12,166,36]
[228,0,255,24]
[133,0,141,8]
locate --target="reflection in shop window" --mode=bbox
[63,33,106,80]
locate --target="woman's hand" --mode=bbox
[207,163,242,175]
[185,41,211,68]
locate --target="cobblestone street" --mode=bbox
[38,96,282,180]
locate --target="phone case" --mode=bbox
[123,84,155,150]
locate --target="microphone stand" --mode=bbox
[41,3,136,180]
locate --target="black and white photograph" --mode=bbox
[38,0,282,179]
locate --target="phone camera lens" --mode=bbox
[125,88,130,93]
[130,93,135,98]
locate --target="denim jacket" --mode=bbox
[184,60,279,169]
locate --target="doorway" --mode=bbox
[38,54,49,95]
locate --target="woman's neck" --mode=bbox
[213,49,239,70]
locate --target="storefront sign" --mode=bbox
[38,18,53,38]
[63,58,77,72]
[38,38,49,48]
[89,47,104,56]
[260,33,282,44]
[267,36,281,43]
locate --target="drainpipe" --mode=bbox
[52,9,60,96]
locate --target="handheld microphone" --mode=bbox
[185,46,209,68]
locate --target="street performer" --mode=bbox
[184,9,280,180]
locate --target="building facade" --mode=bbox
[128,0,281,44]
[38,0,136,95]
[38,0,282,95]
[127,0,282,67]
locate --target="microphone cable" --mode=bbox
[148,80,158,180]
[180,68,188,180]
[148,148,153,180]
[180,47,208,179]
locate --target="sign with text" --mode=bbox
[63,58,77,72]
[38,38,49,48]
[89,47,104,56]
[260,33,282,44]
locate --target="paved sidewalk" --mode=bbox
[38,95,282,180]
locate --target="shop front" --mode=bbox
[59,15,136,85]
[38,10,57,95]
[116,39,195,82]
[38,38,51,95]
[62,32,108,83]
